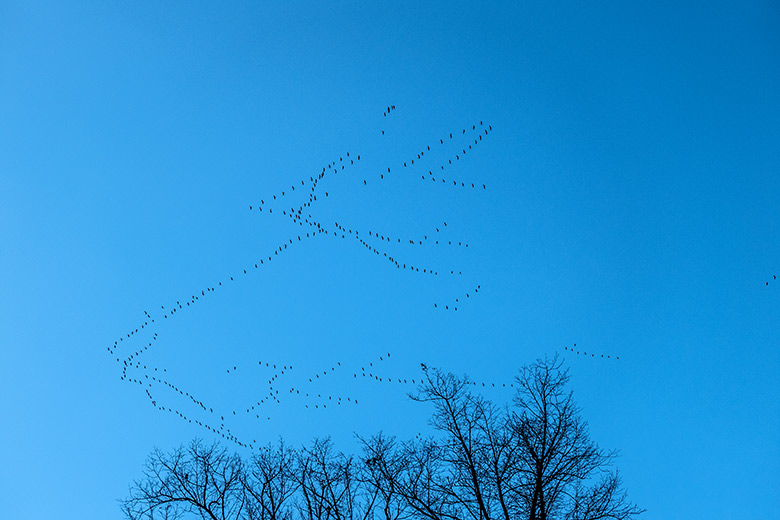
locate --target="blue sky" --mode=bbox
[1,1,779,518]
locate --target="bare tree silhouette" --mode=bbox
[123,440,245,520]
[122,358,643,520]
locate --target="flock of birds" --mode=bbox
[107,105,621,451]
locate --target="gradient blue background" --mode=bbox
[2,1,779,518]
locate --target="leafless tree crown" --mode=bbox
[123,358,643,520]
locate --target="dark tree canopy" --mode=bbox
[123,357,643,520]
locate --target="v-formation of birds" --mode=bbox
[105,106,617,452]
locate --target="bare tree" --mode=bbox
[510,356,641,520]
[122,359,642,520]
[362,433,459,520]
[360,434,412,520]
[361,357,642,520]
[243,441,298,520]
[293,438,373,520]
[123,439,245,520]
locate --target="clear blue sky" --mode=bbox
[1,1,779,517]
